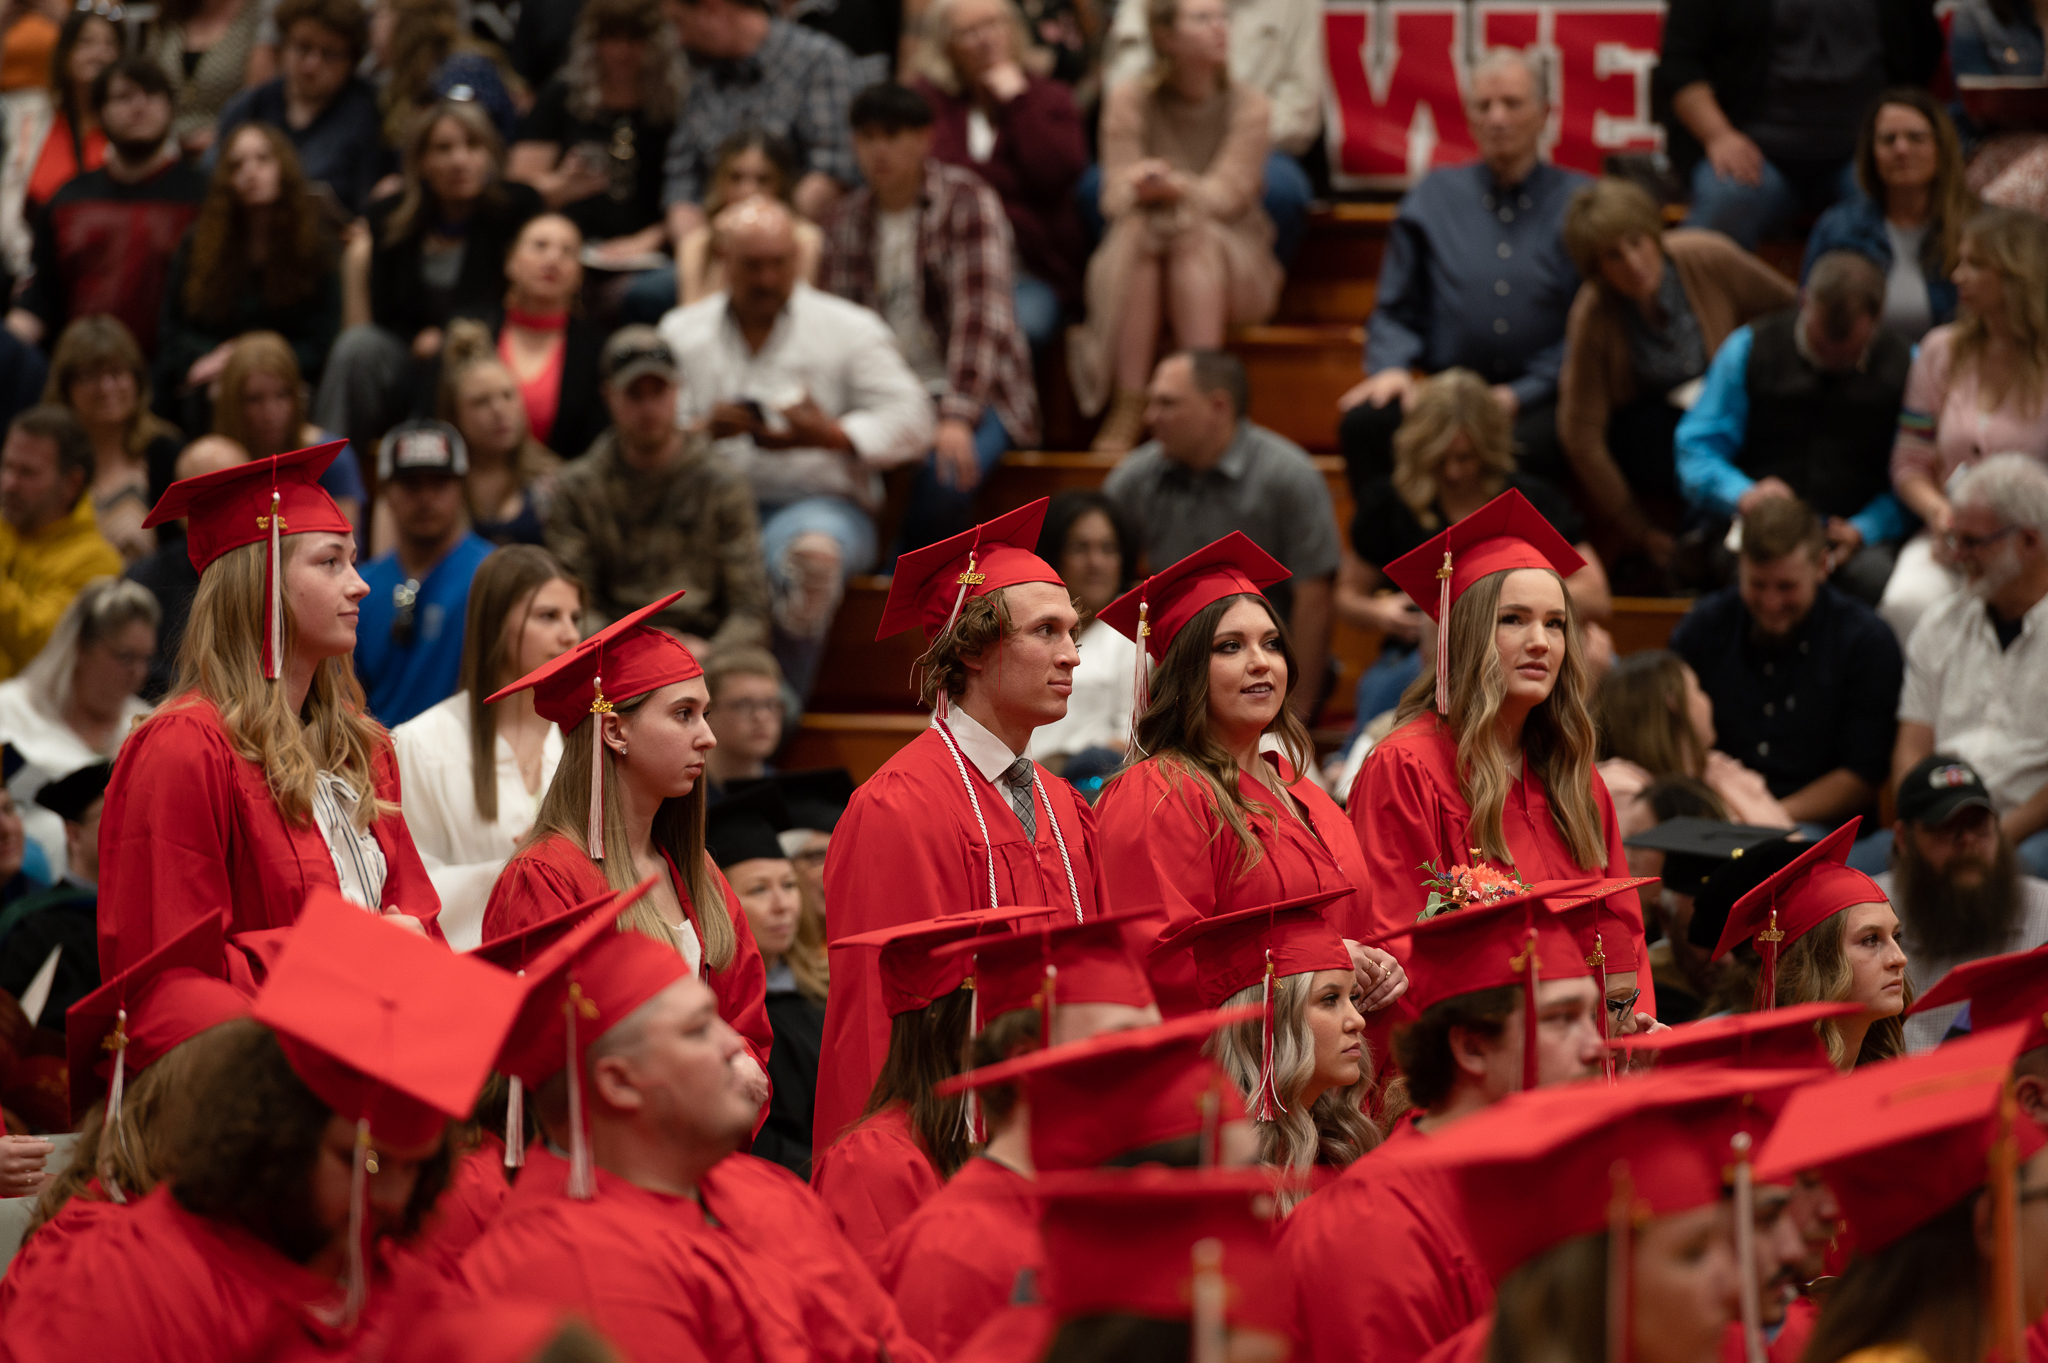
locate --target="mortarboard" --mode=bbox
[1549,877,1657,1077]
[1687,835,1805,953]
[925,910,1156,1039]
[939,1006,1256,1170]
[875,499,1063,645]
[141,441,353,680]
[731,768,856,833]
[1712,820,1886,1011]
[705,782,793,869]
[835,906,1070,1019]
[484,588,703,859]
[34,761,111,823]
[1608,1000,1859,1071]
[1908,945,2048,1048]
[1379,489,1585,714]
[1622,818,1791,898]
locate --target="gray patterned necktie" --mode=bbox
[1000,757,1037,841]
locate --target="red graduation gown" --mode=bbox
[817,724,1109,1149]
[482,833,773,1073]
[97,697,439,978]
[1094,752,1372,1016]
[1285,1112,1495,1363]
[414,1143,512,1277]
[809,1101,943,1270]
[877,1155,1041,1358]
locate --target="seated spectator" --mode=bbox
[1658,0,1941,249]
[392,543,581,948]
[212,331,366,528]
[1880,754,2048,1050]
[1893,454,2048,879]
[1802,89,1974,348]
[1556,176,1795,582]
[909,0,1088,345]
[44,317,183,565]
[703,646,786,794]
[1670,495,1903,831]
[1337,50,1587,484]
[432,318,561,546]
[462,211,606,460]
[1337,367,1610,728]
[1073,0,1278,454]
[354,419,492,727]
[822,82,1035,551]
[0,759,110,1029]
[508,0,681,314]
[1593,649,1793,835]
[675,130,824,306]
[1949,0,2048,216]
[0,405,121,678]
[1880,206,2048,643]
[313,98,543,449]
[550,325,773,652]
[0,6,116,279]
[661,200,932,697]
[210,0,389,220]
[374,0,524,148]
[146,0,266,157]
[6,59,206,356]
[156,121,342,433]
[123,434,244,700]
[0,577,153,877]
[1024,490,1139,782]
[1103,350,1337,719]
[1674,250,1911,605]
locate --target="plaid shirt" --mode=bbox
[662,21,860,206]
[820,159,1039,444]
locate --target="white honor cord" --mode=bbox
[1032,772,1084,924]
[932,717,1081,920]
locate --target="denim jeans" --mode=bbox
[1014,273,1063,349]
[621,263,681,327]
[1075,150,1312,264]
[760,494,877,701]
[1683,156,1858,250]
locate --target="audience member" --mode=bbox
[1593,650,1793,836]
[460,211,605,461]
[1658,0,1941,248]
[704,646,787,793]
[146,0,266,156]
[1104,350,1337,720]
[315,98,543,448]
[0,6,116,278]
[210,0,388,218]
[156,121,342,432]
[507,0,581,89]
[1338,368,1610,728]
[675,129,824,307]
[1948,0,2048,215]
[125,434,246,700]
[1024,490,1138,778]
[354,419,494,727]
[1674,250,1911,604]
[661,199,932,698]
[1071,0,1279,453]
[44,317,183,565]
[1879,754,2048,1050]
[375,0,523,148]
[212,331,367,528]
[1556,176,1796,579]
[393,543,581,948]
[1338,50,1588,484]
[0,758,110,1025]
[909,0,1088,345]
[8,59,207,356]
[1894,455,2048,878]
[1803,89,1974,348]
[1670,496,1903,831]
[1880,207,2048,642]
[0,405,120,678]
[822,82,1035,551]
[550,325,773,650]
[432,319,561,546]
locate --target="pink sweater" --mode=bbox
[1891,324,2048,494]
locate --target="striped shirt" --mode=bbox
[312,770,388,910]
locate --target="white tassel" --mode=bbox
[1125,597,1151,760]
[504,1076,525,1169]
[1732,1132,1765,1363]
[98,1008,129,1204]
[266,491,284,681]
[565,983,596,1200]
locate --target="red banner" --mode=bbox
[1323,1,1667,188]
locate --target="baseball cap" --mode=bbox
[377,419,469,481]
[600,326,680,388]
[1896,754,1995,827]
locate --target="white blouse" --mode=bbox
[1026,617,1137,764]
[0,678,150,879]
[393,693,563,951]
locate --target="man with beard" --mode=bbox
[1894,454,2048,878]
[1671,494,1903,830]
[1881,754,2048,1050]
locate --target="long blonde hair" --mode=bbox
[457,545,578,823]
[213,332,308,459]
[788,870,830,1003]
[520,694,735,971]
[1393,369,1514,529]
[1393,569,1606,870]
[1211,973,1378,1203]
[1774,907,1913,1068]
[1950,206,2048,417]
[151,535,392,829]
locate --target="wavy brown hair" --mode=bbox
[456,544,579,823]
[1854,88,1975,291]
[1949,206,2048,419]
[560,0,684,123]
[1801,1193,1984,1363]
[1393,569,1606,870]
[44,316,181,460]
[183,123,333,323]
[855,987,974,1177]
[1773,906,1913,1068]
[384,99,509,245]
[1485,1231,1609,1363]
[1211,972,1379,1202]
[1593,650,1707,780]
[212,332,309,458]
[1393,369,1514,530]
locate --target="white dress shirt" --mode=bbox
[942,702,1028,784]
[0,678,149,879]
[1899,590,2048,815]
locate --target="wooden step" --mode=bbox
[1228,324,1364,454]
[781,712,927,782]
[1607,596,1694,656]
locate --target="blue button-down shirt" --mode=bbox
[1364,160,1591,408]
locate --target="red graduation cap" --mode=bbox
[939,1006,1257,1170]
[1908,944,2048,1046]
[141,441,353,680]
[924,909,1156,1038]
[1035,1166,1294,1333]
[1711,820,1886,1011]
[875,498,1063,643]
[484,588,703,859]
[1609,1001,1859,1071]
[835,905,1069,1018]
[1549,878,1656,1078]
[1380,489,1585,714]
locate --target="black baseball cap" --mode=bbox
[1896,754,1994,827]
[377,419,468,481]
[35,761,112,823]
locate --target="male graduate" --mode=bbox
[817,498,1110,1148]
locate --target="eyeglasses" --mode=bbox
[391,578,421,647]
[719,698,785,719]
[1605,988,1642,1025]
[1942,526,2022,554]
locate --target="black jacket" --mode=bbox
[365,181,545,342]
[452,303,610,462]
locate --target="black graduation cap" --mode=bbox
[35,761,112,823]
[1685,833,1807,953]
[1,743,20,783]
[731,769,855,834]
[1624,818,1791,898]
[705,782,794,869]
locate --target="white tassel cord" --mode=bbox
[98,1008,129,1204]
[1732,1132,1766,1363]
[1125,597,1151,761]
